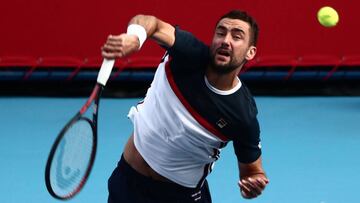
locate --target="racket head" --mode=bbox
[45,115,97,200]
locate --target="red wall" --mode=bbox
[0,0,358,66]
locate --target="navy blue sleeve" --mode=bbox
[232,117,262,163]
[167,27,209,66]
[231,88,262,164]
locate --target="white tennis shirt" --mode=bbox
[128,55,232,188]
[127,27,261,188]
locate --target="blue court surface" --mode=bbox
[1,96,359,203]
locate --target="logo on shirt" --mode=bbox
[216,118,227,128]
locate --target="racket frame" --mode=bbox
[45,84,103,200]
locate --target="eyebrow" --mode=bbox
[216,25,245,35]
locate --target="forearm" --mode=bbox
[129,15,157,39]
[238,156,269,199]
[129,14,175,47]
[101,14,175,59]
[239,156,267,178]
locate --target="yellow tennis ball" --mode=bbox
[317,6,339,27]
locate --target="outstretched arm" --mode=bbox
[101,14,175,59]
[238,156,269,199]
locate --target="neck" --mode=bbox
[205,67,240,91]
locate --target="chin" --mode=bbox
[211,64,237,74]
[215,62,228,68]
[214,59,230,67]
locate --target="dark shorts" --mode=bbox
[108,155,212,203]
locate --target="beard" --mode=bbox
[209,50,247,75]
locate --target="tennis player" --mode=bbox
[102,10,269,203]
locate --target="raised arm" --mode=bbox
[238,156,269,199]
[101,14,175,59]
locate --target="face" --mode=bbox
[209,18,256,74]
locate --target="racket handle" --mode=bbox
[97,59,115,86]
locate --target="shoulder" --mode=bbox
[167,27,209,61]
[239,82,258,116]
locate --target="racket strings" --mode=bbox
[50,119,94,197]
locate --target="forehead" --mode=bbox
[216,18,250,34]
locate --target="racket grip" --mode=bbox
[97,59,115,86]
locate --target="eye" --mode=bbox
[233,33,244,41]
[216,32,226,37]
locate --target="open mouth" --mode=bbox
[216,49,231,61]
[217,49,231,57]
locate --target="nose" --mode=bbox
[221,34,231,47]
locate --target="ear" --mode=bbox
[245,46,257,61]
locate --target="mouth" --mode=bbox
[218,49,230,56]
[216,49,231,61]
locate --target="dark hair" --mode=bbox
[216,10,259,46]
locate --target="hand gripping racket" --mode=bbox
[45,59,115,200]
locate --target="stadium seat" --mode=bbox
[0,56,38,80]
[83,56,128,69]
[82,56,103,69]
[340,55,360,66]
[294,54,342,81]
[241,54,298,80]
[33,56,83,80]
[336,55,360,80]
[127,56,161,69]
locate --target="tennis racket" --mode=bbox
[45,59,115,200]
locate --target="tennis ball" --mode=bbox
[317,6,339,27]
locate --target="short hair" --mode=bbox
[216,10,259,46]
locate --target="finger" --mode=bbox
[101,48,124,59]
[101,50,117,59]
[107,34,128,44]
[241,179,260,196]
[245,178,257,189]
[254,177,268,189]
[238,180,251,193]
[107,34,121,41]
[239,181,256,199]
[108,34,125,39]
[247,177,266,191]
[105,41,121,47]
[101,44,127,58]
[102,52,124,59]
[241,188,254,199]
[244,178,263,196]
[105,35,126,49]
[249,177,265,194]
[105,38,124,47]
[102,44,123,52]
